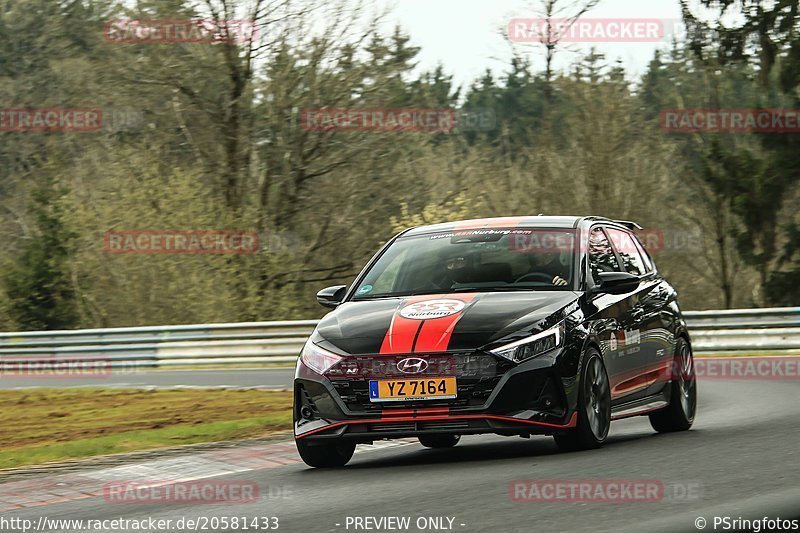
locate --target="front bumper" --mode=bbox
[294,349,578,442]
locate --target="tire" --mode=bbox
[649,337,696,433]
[418,434,461,449]
[295,439,356,468]
[554,349,611,452]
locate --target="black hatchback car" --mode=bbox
[293,216,697,467]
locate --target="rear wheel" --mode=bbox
[554,349,611,452]
[296,439,356,468]
[649,337,696,433]
[419,434,460,448]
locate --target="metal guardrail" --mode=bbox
[0,321,317,368]
[0,308,797,369]
[683,307,800,330]
[685,307,800,352]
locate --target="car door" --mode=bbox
[629,234,679,394]
[584,226,636,405]
[605,228,665,400]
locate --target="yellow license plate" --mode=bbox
[369,377,457,402]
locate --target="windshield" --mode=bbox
[352,228,576,299]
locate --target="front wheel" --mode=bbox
[554,349,611,452]
[296,439,356,468]
[649,337,696,433]
[419,434,460,448]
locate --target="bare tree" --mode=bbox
[508,0,601,98]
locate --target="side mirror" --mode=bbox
[589,272,640,296]
[316,285,347,308]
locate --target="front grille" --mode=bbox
[330,352,512,412]
[362,419,479,434]
[367,423,417,432]
[298,384,319,415]
[418,420,470,431]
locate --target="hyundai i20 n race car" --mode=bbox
[293,216,697,467]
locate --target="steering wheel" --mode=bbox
[514,272,555,284]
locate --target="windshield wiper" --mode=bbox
[449,286,564,292]
[352,286,560,301]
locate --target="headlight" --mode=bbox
[490,322,564,363]
[300,340,343,374]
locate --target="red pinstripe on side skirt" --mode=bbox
[295,412,578,439]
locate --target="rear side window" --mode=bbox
[588,228,620,285]
[606,228,647,276]
[631,234,654,273]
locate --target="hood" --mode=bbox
[314,291,580,355]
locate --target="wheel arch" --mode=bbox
[674,326,692,351]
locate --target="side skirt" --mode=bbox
[610,391,670,421]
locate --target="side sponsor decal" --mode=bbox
[623,329,641,346]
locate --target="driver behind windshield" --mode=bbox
[524,250,569,286]
[436,250,476,288]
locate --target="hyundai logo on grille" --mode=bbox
[397,357,428,374]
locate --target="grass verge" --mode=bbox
[0,388,292,469]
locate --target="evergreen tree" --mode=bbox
[4,179,78,330]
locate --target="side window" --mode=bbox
[606,228,647,276]
[588,228,620,285]
[632,234,654,273]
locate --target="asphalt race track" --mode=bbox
[3,378,800,533]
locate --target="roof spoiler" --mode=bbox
[613,219,643,230]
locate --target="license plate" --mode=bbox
[368,377,457,402]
